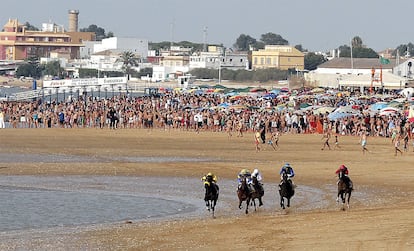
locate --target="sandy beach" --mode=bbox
[0,128,413,250]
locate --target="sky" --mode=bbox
[2,0,414,52]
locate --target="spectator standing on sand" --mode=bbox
[394,134,403,156]
[360,130,369,154]
[254,129,261,152]
[321,130,331,150]
[0,109,5,128]
[402,130,409,152]
[267,131,280,151]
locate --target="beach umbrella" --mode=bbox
[218,102,230,108]
[250,87,268,92]
[370,102,388,111]
[263,93,277,99]
[314,106,335,115]
[379,107,400,116]
[248,106,261,110]
[299,103,311,109]
[230,104,247,110]
[311,87,325,94]
[328,112,358,121]
[270,89,281,95]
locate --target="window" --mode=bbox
[266,57,271,65]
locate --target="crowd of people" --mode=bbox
[0,88,413,147]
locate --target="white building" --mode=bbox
[93,37,148,58]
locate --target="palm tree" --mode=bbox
[116,51,140,94]
[117,51,139,80]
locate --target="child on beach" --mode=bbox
[334,135,341,150]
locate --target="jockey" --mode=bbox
[335,165,353,189]
[279,163,296,189]
[251,168,264,206]
[237,168,255,193]
[202,172,217,187]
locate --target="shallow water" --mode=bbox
[0,173,396,251]
[0,175,347,233]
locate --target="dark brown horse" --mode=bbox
[204,182,219,217]
[279,172,294,209]
[250,176,264,211]
[337,171,353,210]
[237,176,252,214]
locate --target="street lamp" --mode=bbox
[218,56,222,85]
[55,87,59,103]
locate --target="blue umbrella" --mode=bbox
[370,102,388,111]
[218,102,230,108]
[328,112,358,121]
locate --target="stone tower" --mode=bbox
[68,10,79,32]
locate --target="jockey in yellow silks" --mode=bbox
[202,172,217,186]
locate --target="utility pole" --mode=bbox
[203,26,208,52]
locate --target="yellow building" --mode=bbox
[251,45,304,70]
[161,55,190,67]
[0,19,95,60]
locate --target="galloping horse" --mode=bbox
[237,176,252,214]
[250,176,264,211]
[279,172,295,209]
[204,181,219,217]
[337,171,352,210]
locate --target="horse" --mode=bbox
[337,171,353,210]
[279,172,295,209]
[250,176,264,211]
[204,181,219,217]
[237,176,252,214]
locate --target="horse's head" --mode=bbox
[282,172,289,182]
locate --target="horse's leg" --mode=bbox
[252,198,257,211]
[245,198,250,214]
[280,197,285,209]
[287,197,290,208]
[347,192,351,209]
[205,200,210,211]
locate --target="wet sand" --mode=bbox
[0,128,413,250]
